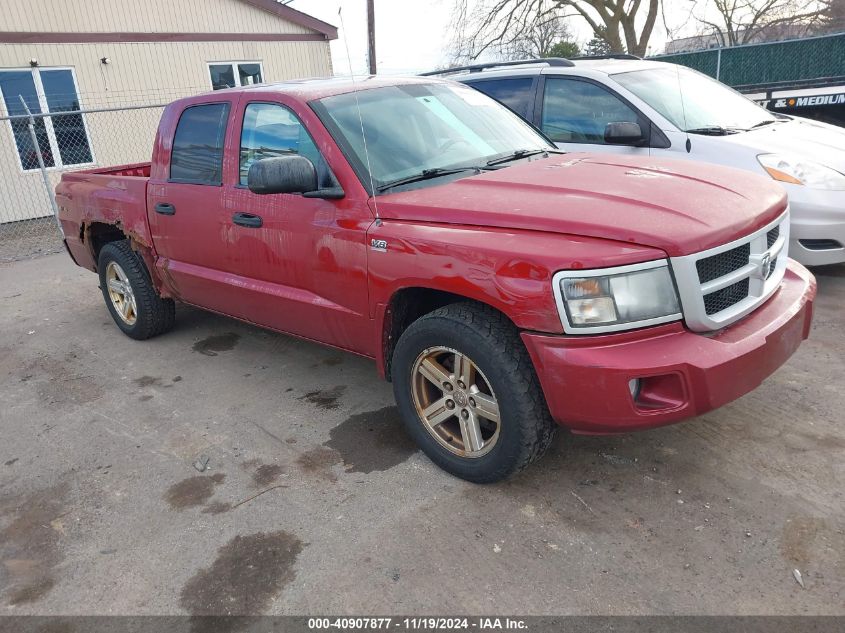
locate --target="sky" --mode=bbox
[289,0,456,75]
[288,0,698,76]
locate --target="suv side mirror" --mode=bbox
[247,155,318,195]
[604,121,647,146]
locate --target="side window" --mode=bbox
[239,102,330,186]
[541,78,639,144]
[170,103,229,185]
[466,78,534,119]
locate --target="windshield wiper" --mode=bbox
[486,148,563,167]
[750,119,780,129]
[685,126,745,136]
[376,166,481,192]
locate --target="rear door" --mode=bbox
[462,76,537,120]
[147,98,244,314]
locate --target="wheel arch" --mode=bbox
[83,221,170,297]
[378,286,519,381]
[84,221,128,268]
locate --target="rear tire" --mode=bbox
[391,302,556,483]
[98,240,175,340]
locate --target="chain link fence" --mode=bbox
[654,31,845,90]
[0,100,168,263]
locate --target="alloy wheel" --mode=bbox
[105,261,137,325]
[410,346,501,458]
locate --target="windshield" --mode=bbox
[613,66,778,132]
[314,82,553,192]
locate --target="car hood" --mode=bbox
[722,117,845,172]
[376,154,786,257]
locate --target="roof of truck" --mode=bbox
[210,75,449,101]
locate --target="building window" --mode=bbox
[209,62,263,90]
[0,67,93,171]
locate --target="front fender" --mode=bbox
[367,220,666,374]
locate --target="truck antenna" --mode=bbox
[339,6,381,225]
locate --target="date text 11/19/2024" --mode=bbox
[307,617,528,630]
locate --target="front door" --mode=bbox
[220,99,373,354]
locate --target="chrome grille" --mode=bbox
[703,278,750,315]
[670,210,790,332]
[696,243,750,284]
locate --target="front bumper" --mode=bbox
[786,187,845,266]
[521,259,816,434]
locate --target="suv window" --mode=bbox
[170,103,229,184]
[239,102,331,187]
[541,78,639,144]
[465,78,534,119]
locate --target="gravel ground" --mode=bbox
[0,253,843,616]
[0,218,64,264]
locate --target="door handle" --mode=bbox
[232,212,263,228]
[155,202,176,216]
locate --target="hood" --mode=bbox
[721,117,845,172]
[376,154,786,257]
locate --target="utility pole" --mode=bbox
[367,0,377,75]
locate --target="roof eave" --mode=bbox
[240,0,338,40]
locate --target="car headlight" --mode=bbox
[552,261,682,334]
[758,154,845,190]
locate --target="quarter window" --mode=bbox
[239,102,330,186]
[0,68,93,171]
[209,62,263,90]
[465,78,535,119]
[541,78,640,144]
[170,103,229,185]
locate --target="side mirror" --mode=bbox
[604,121,647,146]
[247,155,317,195]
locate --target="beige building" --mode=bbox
[0,0,337,222]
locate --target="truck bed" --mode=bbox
[74,162,151,178]
[55,162,153,271]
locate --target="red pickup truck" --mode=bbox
[56,77,816,482]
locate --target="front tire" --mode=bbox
[391,303,556,483]
[98,240,175,340]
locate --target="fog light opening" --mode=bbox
[632,373,687,413]
[628,378,641,401]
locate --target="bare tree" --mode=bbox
[502,12,579,58]
[693,0,831,46]
[820,0,845,32]
[450,0,660,60]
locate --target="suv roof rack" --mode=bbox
[419,57,574,77]
[571,53,641,60]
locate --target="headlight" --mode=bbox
[758,154,845,190]
[552,260,682,334]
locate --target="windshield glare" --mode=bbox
[316,83,552,190]
[613,66,777,131]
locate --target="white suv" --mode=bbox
[428,57,845,267]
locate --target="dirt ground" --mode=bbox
[0,253,843,616]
